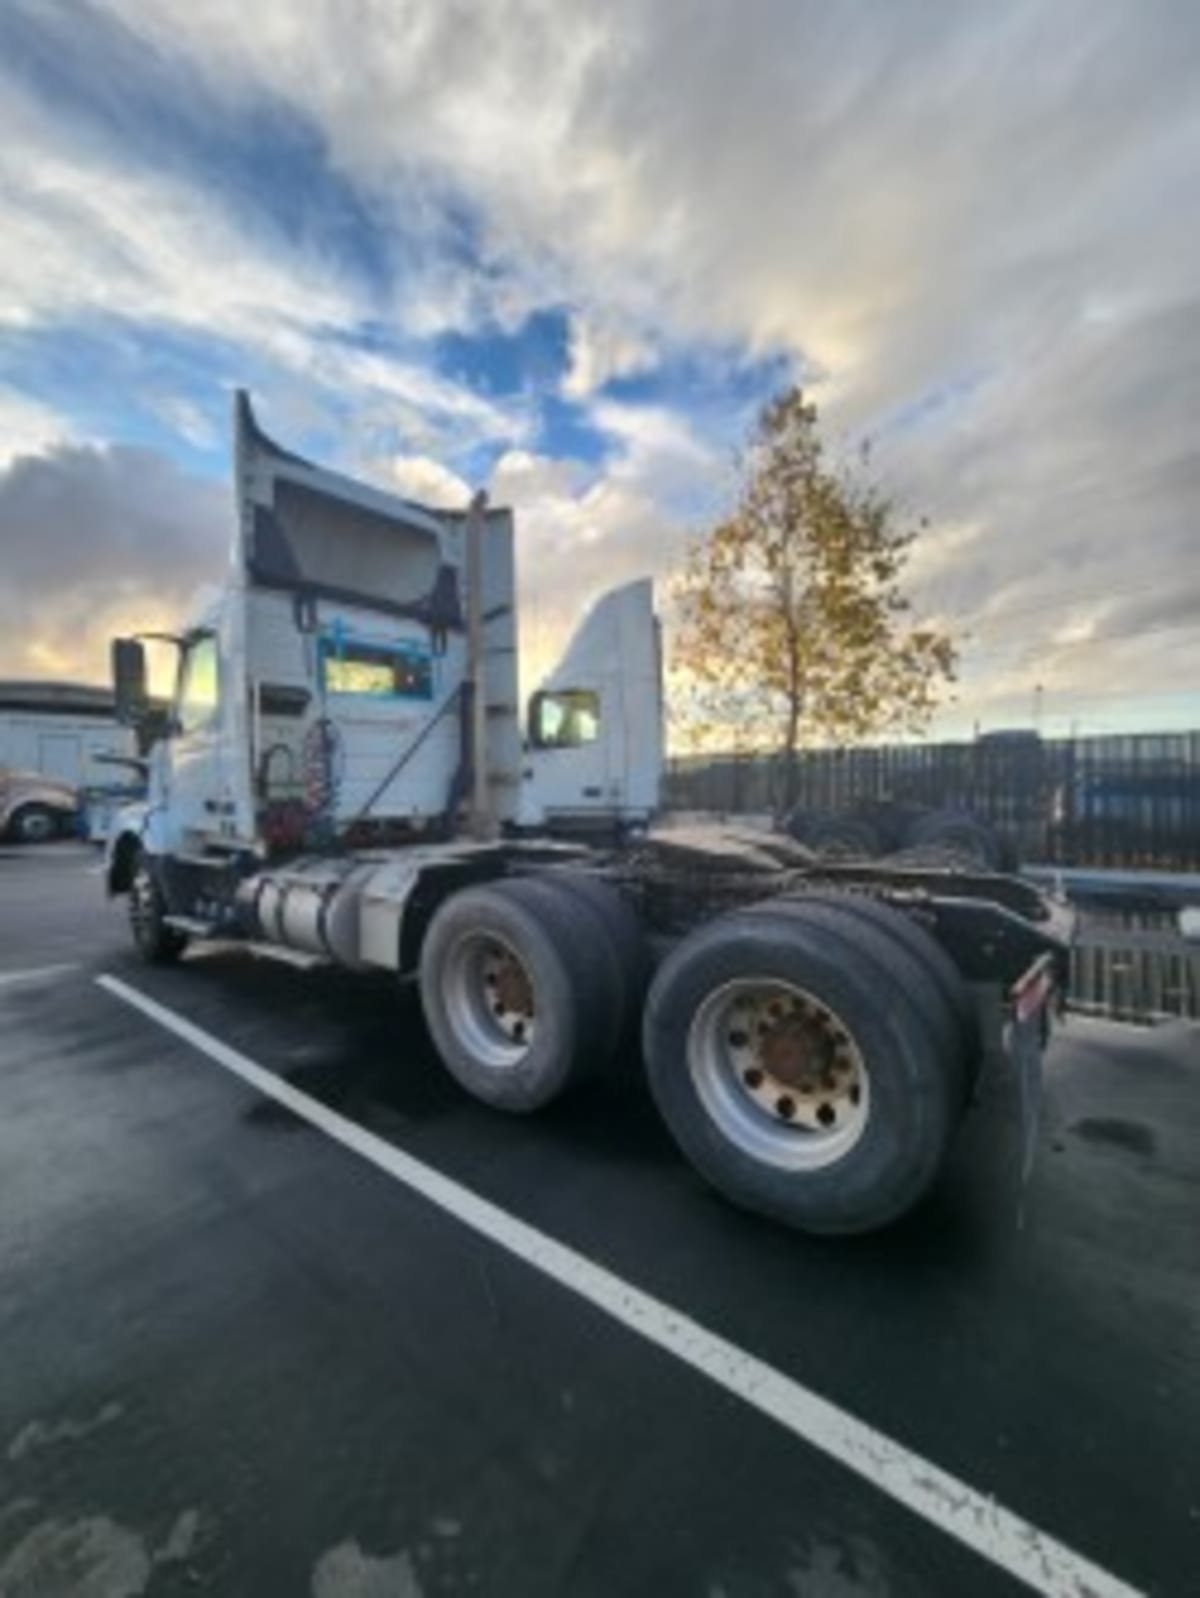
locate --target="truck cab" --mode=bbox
[110,392,663,878]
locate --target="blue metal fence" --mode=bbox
[665,731,1200,870]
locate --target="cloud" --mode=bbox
[0,442,226,683]
[386,454,471,507]
[1,0,1197,733]
[0,52,525,468]
[150,395,218,451]
[0,387,71,466]
[562,315,656,398]
[487,400,729,688]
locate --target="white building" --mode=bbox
[0,681,135,788]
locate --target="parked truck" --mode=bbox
[105,393,1071,1236]
[1,765,80,842]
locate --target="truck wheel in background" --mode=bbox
[904,808,1002,870]
[129,854,189,965]
[877,843,983,872]
[419,876,621,1112]
[642,905,957,1235]
[8,803,61,844]
[758,891,979,1106]
[780,805,816,845]
[806,814,882,860]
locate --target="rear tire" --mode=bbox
[419,876,618,1112]
[768,890,979,1104]
[541,868,650,1062]
[643,907,957,1234]
[129,855,188,965]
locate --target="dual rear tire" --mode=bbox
[420,873,973,1235]
[642,895,972,1235]
[418,872,646,1113]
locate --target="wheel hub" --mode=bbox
[482,945,535,1045]
[443,931,538,1067]
[687,979,870,1170]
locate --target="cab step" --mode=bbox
[163,915,221,937]
[243,941,330,970]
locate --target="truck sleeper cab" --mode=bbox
[106,393,1071,1238]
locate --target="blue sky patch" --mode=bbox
[434,309,571,398]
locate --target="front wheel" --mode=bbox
[129,856,188,965]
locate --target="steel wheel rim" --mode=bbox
[443,931,536,1069]
[687,978,870,1170]
[20,811,54,842]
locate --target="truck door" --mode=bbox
[522,579,663,829]
[163,631,226,846]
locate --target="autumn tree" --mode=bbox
[672,387,956,807]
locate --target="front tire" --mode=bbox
[643,907,957,1234]
[129,855,188,965]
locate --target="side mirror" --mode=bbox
[111,637,148,726]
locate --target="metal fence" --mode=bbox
[665,730,1200,870]
[1069,919,1200,1024]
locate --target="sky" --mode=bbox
[0,0,1197,743]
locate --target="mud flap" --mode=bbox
[1007,955,1057,1184]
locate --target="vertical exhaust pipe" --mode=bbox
[465,489,497,839]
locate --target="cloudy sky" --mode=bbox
[1,0,1197,740]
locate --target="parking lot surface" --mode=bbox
[1,845,1197,1597]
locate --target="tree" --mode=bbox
[671,387,956,807]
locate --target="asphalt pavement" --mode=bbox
[1,844,1197,1598]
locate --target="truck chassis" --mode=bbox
[109,822,1070,1237]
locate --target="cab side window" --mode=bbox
[176,635,220,735]
[530,689,600,749]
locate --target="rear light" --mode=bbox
[1012,955,1056,1024]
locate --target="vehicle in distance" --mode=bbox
[1,766,79,843]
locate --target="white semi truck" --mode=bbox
[105,393,1071,1235]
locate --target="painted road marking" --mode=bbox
[97,972,1143,1598]
[0,962,80,989]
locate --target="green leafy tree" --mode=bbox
[672,387,956,806]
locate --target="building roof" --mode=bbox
[0,680,116,717]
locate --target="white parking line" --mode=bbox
[0,961,80,989]
[96,972,1142,1598]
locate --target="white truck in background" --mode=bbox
[0,681,138,841]
[105,392,1071,1236]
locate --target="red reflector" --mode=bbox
[1013,965,1054,1024]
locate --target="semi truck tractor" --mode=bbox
[105,392,1071,1236]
